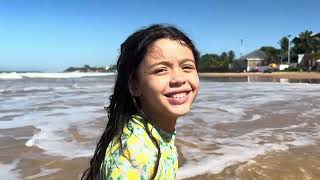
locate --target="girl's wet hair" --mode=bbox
[82,24,199,180]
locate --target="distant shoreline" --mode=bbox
[0,71,42,73]
[199,72,320,79]
[2,71,320,80]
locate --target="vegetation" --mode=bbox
[63,30,319,73]
[281,67,304,72]
[197,30,319,72]
[261,30,320,67]
[292,30,318,54]
[260,46,281,64]
[198,50,235,72]
[64,65,117,73]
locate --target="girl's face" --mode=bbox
[134,38,199,130]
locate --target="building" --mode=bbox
[298,53,320,70]
[232,50,267,72]
[293,32,320,70]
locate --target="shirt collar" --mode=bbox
[131,114,176,144]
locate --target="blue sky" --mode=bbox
[0,0,319,72]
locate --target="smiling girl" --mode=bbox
[82,24,200,180]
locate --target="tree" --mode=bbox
[227,50,235,63]
[199,51,235,72]
[293,30,319,54]
[279,37,289,53]
[198,54,219,71]
[260,46,281,64]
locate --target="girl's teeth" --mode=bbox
[172,93,186,98]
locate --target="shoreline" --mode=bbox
[199,72,320,79]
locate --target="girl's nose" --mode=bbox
[169,71,186,87]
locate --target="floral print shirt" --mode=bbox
[100,114,178,180]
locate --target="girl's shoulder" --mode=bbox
[120,114,157,151]
[105,115,159,162]
[102,115,159,179]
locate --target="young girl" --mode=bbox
[82,24,200,180]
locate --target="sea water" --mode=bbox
[0,73,319,179]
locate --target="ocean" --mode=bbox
[0,72,319,179]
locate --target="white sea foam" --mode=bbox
[244,114,262,122]
[2,76,320,179]
[0,112,25,119]
[0,72,23,79]
[176,82,320,179]
[298,108,320,119]
[0,105,105,158]
[0,82,112,95]
[25,167,62,179]
[0,160,21,180]
[0,72,115,79]
[177,127,318,179]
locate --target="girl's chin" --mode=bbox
[166,105,191,117]
[162,97,193,117]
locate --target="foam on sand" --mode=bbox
[25,167,62,179]
[0,160,21,180]
[177,127,318,179]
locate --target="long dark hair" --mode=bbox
[82,24,199,180]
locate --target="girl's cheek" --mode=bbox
[192,75,200,90]
[144,76,167,91]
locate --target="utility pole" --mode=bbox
[240,39,243,57]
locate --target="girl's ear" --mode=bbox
[128,78,142,97]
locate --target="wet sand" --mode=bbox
[3,138,320,179]
[176,96,320,179]
[0,126,91,180]
[184,145,320,180]
[2,75,320,179]
[2,110,320,179]
[199,72,320,79]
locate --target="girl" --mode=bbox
[82,24,200,180]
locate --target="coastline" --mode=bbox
[199,72,320,79]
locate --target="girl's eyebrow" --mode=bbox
[179,59,196,64]
[148,59,195,69]
[148,60,171,69]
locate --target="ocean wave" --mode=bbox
[0,72,115,80]
[0,86,74,94]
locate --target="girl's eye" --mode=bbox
[154,67,168,74]
[182,65,195,72]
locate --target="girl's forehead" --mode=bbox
[146,45,164,60]
[144,39,194,62]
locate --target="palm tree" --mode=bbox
[279,37,289,53]
[278,37,289,63]
[292,30,318,54]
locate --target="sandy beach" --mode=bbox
[1,74,320,179]
[199,72,320,79]
[183,145,320,180]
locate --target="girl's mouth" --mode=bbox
[164,91,191,105]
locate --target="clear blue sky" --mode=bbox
[0,0,319,72]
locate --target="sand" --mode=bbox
[2,74,320,179]
[199,72,320,79]
[184,145,320,180]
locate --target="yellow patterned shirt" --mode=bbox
[100,114,178,180]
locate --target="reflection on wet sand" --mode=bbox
[201,76,320,84]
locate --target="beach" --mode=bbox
[1,72,320,179]
[199,72,320,79]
